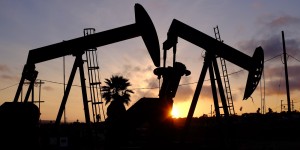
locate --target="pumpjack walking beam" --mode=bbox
[163,19,264,101]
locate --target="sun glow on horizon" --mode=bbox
[171,106,180,118]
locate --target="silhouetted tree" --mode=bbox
[101,75,134,121]
[267,107,273,114]
[256,107,261,114]
[102,75,134,149]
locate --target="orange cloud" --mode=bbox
[0,64,11,72]
[43,86,54,91]
[0,74,19,81]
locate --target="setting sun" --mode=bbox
[171,106,180,118]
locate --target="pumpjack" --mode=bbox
[162,19,264,144]
[108,20,264,149]
[6,3,160,124]
[0,3,161,149]
[0,3,264,150]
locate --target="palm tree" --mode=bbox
[101,75,134,121]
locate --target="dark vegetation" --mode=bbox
[34,111,300,150]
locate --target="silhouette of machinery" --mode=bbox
[8,3,160,124]
[0,3,264,149]
[0,3,161,149]
[114,20,264,150]
[162,19,264,142]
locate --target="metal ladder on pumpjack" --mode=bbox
[213,26,235,116]
[83,28,106,122]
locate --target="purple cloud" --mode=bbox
[238,15,300,58]
[267,15,300,28]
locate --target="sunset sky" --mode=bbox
[1,0,300,122]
